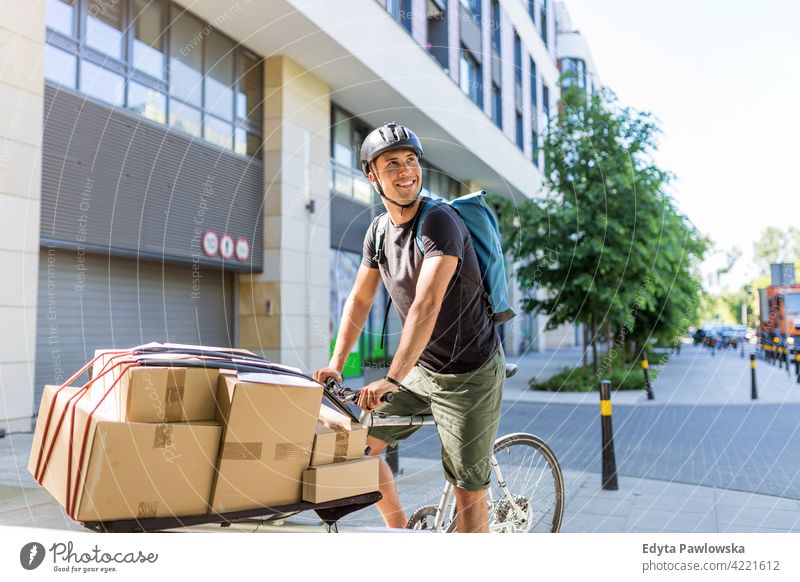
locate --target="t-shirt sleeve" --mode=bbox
[362,217,379,269]
[420,206,464,261]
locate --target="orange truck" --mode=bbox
[758,264,800,349]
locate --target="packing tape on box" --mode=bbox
[332,429,349,463]
[163,385,184,421]
[137,501,159,519]
[274,442,313,461]
[153,425,175,449]
[221,442,263,460]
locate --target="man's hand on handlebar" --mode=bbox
[312,366,342,385]
[357,379,398,412]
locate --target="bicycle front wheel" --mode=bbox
[488,432,564,533]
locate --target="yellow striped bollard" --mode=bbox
[641,354,655,400]
[599,380,618,491]
[750,354,758,400]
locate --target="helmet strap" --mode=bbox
[371,165,420,215]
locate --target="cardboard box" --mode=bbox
[318,404,369,461]
[310,422,337,466]
[91,351,219,423]
[29,385,222,522]
[302,457,380,504]
[210,373,323,513]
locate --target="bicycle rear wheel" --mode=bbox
[488,432,564,533]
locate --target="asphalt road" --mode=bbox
[396,399,800,499]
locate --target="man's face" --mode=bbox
[369,148,422,202]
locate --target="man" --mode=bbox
[312,122,505,532]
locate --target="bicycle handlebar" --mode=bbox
[324,377,394,406]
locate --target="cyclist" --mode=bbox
[313,122,505,533]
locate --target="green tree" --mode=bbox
[753,226,800,277]
[494,85,706,373]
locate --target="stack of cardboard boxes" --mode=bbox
[28,348,379,522]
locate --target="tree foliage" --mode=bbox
[493,85,707,372]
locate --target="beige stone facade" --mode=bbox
[0,2,44,432]
[238,56,331,373]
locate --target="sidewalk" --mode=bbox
[2,432,799,533]
[500,343,800,406]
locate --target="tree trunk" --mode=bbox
[591,313,599,374]
[582,324,589,368]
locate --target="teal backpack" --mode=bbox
[372,191,516,349]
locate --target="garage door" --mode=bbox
[34,248,234,409]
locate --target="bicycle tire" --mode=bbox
[487,432,564,533]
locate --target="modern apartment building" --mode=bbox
[0,0,596,433]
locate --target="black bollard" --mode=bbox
[599,380,618,491]
[385,443,399,476]
[795,351,800,384]
[740,340,744,358]
[641,355,655,400]
[786,345,792,377]
[750,354,758,400]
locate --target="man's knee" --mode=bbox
[367,435,389,456]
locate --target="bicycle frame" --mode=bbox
[360,411,530,533]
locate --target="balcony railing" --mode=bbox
[330,159,373,204]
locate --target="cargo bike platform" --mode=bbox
[82,491,382,533]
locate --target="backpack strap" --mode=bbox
[372,212,389,265]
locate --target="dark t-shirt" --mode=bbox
[362,197,499,374]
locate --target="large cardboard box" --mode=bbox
[302,457,380,504]
[210,373,323,513]
[29,385,222,522]
[90,351,218,423]
[318,404,369,461]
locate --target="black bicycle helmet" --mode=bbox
[360,122,424,178]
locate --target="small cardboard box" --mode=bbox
[210,372,323,513]
[310,422,337,466]
[91,350,219,423]
[302,457,380,504]
[318,404,369,461]
[29,385,222,522]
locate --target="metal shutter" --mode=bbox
[34,248,233,410]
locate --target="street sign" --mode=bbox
[202,230,218,256]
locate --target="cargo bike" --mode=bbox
[68,346,562,533]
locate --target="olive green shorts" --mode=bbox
[368,345,505,491]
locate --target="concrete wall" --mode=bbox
[0,1,44,432]
[238,56,331,373]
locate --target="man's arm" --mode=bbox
[358,254,458,409]
[328,265,382,373]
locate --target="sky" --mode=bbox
[563,0,800,291]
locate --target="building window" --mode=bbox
[515,111,523,150]
[426,0,448,70]
[543,84,550,121]
[540,0,548,47]
[460,0,481,26]
[560,57,586,89]
[459,45,483,107]
[513,32,522,84]
[43,43,77,88]
[492,83,502,128]
[132,0,164,79]
[528,0,535,23]
[387,0,413,32]
[43,0,264,159]
[46,0,75,37]
[86,0,124,59]
[330,105,373,204]
[490,0,501,54]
